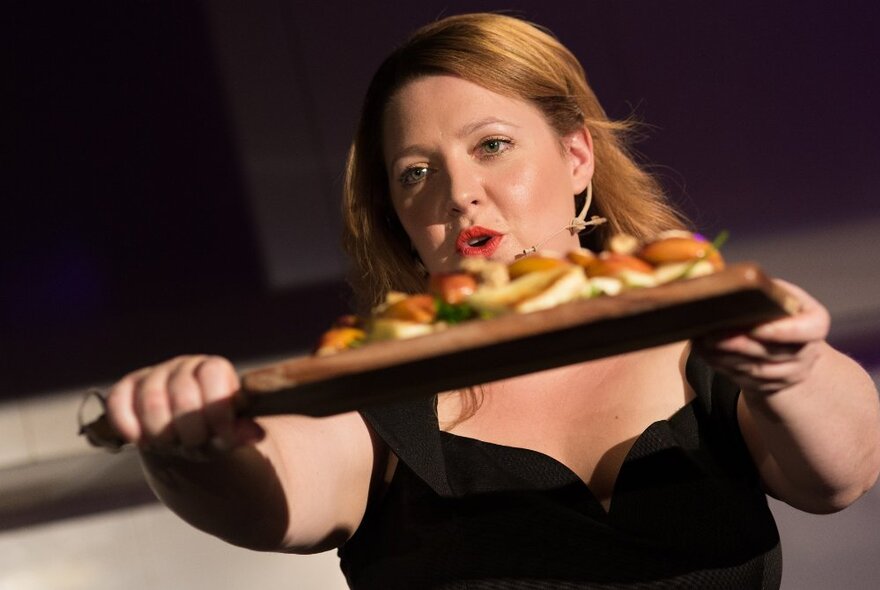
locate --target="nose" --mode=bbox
[444,158,483,215]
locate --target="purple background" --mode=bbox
[4,0,878,395]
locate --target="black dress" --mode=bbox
[338,354,781,589]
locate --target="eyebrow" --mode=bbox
[389,117,520,166]
[457,117,519,138]
[389,144,431,166]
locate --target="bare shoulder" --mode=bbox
[257,410,387,554]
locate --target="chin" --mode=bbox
[428,254,459,274]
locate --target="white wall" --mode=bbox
[0,503,347,590]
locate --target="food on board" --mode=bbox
[314,232,725,355]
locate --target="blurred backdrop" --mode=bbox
[2,1,878,589]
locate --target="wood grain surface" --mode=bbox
[239,263,798,417]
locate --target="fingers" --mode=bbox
[105,366,152,445]
[168,356,212,447]
[105,355,251,451]
[197,356,243,447]
[709,361,807,394]
[696,343,822,393]
[695,332,805,362]
[137,360,181,446]
[749,280,830,344]
[694,278,829,394]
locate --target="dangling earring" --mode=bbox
[567,180,605,236]
[518,179,607,257]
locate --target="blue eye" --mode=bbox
[400,166,430,186]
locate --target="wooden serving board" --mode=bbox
[239,263,798,418]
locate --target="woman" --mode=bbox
[105,13,880,589]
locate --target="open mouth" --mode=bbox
[468,235,493,247]
[457,226,503,257]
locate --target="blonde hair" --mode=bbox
[343,12,689,312]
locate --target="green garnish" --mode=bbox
[676,229,729,280]
[435,299,478,324]
[710,229,730,252]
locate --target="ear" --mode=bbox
[562,126,594,195]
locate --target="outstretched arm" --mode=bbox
[106,355,382,553]
[694,280,880,513]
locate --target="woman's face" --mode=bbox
[382,75,594,273]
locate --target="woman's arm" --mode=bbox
[694,280,880,514]
[106,356,381,553]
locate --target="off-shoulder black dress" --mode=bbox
[338,354,781,589]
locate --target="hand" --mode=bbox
[105,355,264,454]
[693,279,831,395]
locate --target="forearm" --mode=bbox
[740,342,880,512]
[105,356,374,553]
[139,440,290,551]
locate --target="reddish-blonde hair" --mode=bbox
[343,12,689,311]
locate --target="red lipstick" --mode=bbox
[456,226,504,258]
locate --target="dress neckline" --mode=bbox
[438,397,699,516]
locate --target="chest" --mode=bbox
[437,344,694,508]
[343,351,781,589]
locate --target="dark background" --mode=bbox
[4,0,878,397]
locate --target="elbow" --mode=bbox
[798,460,880,515]
[837,439,880,510]
[807,487,871,514]
[819,429,880,513]
[845,449,880,509]
[789,487,866,515]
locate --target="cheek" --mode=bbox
[393,200,448,252]
[394,196,436,241]
[501,163,573,221]
[411,225,454,273]
[493,163,537,206]
[405,221,444,247]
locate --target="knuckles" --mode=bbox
[194,355,238,387]
[106,355,237,445]
[696,281,830,395]
[196,356,235,379]
[700,341,819,394]
[168,380,203,413]
[138,387,170,413]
